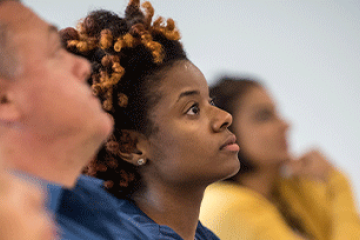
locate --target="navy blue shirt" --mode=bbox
[50,175,220,240]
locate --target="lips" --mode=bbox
[220,134,239,152]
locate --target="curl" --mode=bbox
[100,29,113,49]
[118,170,135,187]
[114,39,126,52]
[106,135,121,157]
[118,93,128,108]
[101,85,113,111]
[145,41,163,63]
[99,55,124,93]
[131,23,164,63]
[61,26,97,52]
[141,1,154,28]
[166,18,175,31]
[152,16,164,29]
[114,33,136,52]
[112,62,123,74]
[86,37,97,50]
[101,54,112,67]
[126,0,145,27]
[59,27,80,43]
[128,0,140,8]
[152,17,181,41]
[122,33,135,47]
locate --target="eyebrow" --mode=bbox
[47,25,61,52]
[176,90,200,102]
[48,25,59,34]
[47,25,59,42]
[253,104,275,112]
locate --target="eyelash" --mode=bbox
[186,99,216,116]
[186,103,200,115]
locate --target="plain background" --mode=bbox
[24,0,360,204]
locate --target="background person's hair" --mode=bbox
[60,0,187,199]
[210,76,261,176]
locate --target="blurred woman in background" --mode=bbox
[200,77,360,240]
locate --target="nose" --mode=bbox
[72,55,92,82]
[211,107,233,132]
[279,117,290,132]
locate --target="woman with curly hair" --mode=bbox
[199,77,360,240]
[58,1,240,239]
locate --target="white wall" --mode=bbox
[24,0,360,204]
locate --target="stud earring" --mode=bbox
[137,158,145,166]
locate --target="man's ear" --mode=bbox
[0,85,20,124]
[118,129,150,166]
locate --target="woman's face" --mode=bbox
[144,61,240,187]
[233,86,290,168]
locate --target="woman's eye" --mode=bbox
[256,110,272,121]
[186,103,200,115]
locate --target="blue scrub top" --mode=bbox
[48,175,219,240]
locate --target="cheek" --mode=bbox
[238,126,271,160]
[240,126,286,165]
[149,122,211,168]
[151,128,195,159]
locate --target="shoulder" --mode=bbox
[200,182,282,231]
[56,177,152,239]
[200,182,296,239]
[201,182,274,214]
[75,174,105,193]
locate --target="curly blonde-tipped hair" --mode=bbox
[60,0,187,199]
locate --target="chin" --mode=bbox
[218,156,241,181]
[96,115,114,139]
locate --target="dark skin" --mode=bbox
[120,60,240,240]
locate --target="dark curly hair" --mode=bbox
[60,0,187,199]
[210,76,261,176]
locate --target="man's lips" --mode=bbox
[220,134,240,152]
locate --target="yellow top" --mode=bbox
[200,170,360,240]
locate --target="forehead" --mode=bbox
[0,1,55,77]
[0,2,49,46]
[0,2,36,25]
[158,61,209,98]
[238,87,274,111]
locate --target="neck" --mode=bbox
[1,130,101,188]
[133,182,205,240]
[235,164,280,201]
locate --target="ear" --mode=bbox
[118,129,150,166]
[0,85,20,124]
